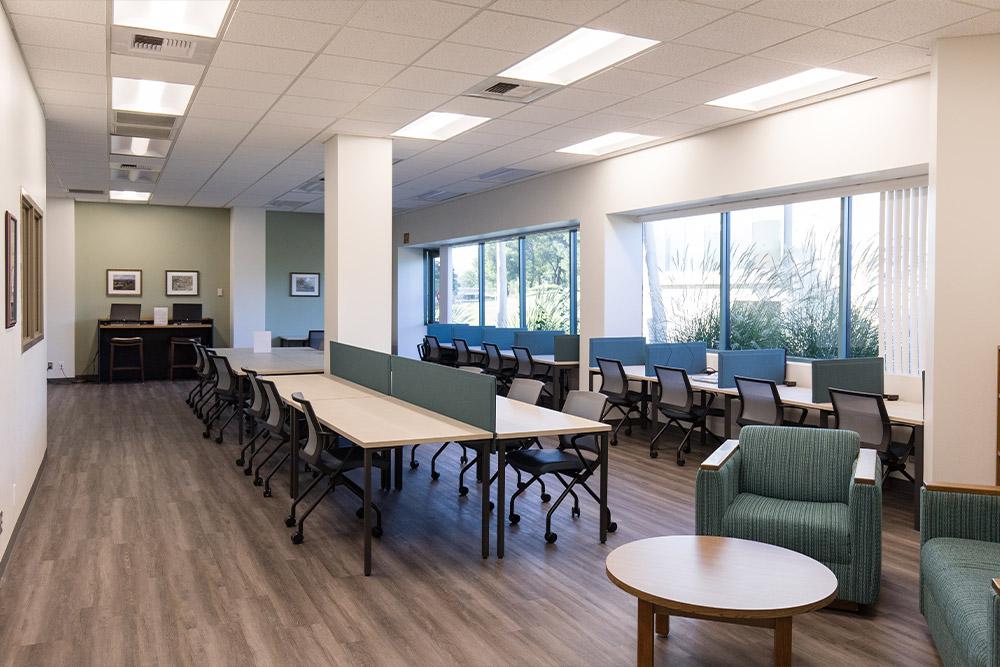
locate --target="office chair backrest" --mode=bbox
[208,352,236,394]
[292,392,324,465]
[829,388,890,450]
[507,378,543,405]
[558,390,608,455]
[417,343,427,360]
[259,378,285,431]
[596,357,629,399]
[483,342,504,372]
[243,368,267,419]
[654,365,693,411]
[511,346,534,378]
[424,335,442,363]
[308,329,324,350]
[453,338,473,365]
[192,342,206,375]
[735,376,782,426]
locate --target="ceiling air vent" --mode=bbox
[111,26,219,65]
[291,174,324,195]
[68,188,105,195]
[113,110,180,141]
[417,189,462,203]
[463,77,558,104]
[477,167,541,184]
[130,33,196,58]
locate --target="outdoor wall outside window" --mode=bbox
[525,230,570,331]
[450,243,479,325]
[849,193,880,358]
[483,238,520,327]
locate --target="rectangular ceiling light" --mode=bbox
[706,68,875,111]
[392,112,490,141]
[112,77,194,116]
[111,135,171,158]
[557,131,660,156]
[500,28,659,86]
[113,0,231,38]
[109,190,152,202]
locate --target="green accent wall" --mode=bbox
[74,202,231,375]
[266,211,324,344]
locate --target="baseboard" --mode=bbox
[0,447,48,582]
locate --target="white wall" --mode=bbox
[44,198,74,379]
[0,10,47,562]
[396,246,424,357]
[229,207,266,347]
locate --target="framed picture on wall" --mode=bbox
[107,269,142,296]
[4,211,15,329]
[165,270,199,297]
[290,272,320,297]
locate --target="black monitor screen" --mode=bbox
[173,303,203,322]
[109,303,141,322]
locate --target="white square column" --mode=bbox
[229,207,267,348]
[324,134,394,354]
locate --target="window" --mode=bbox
[483,238,520,327]
[20,194,43,349]
[525,230,570,331]
[849,193,880,358]
[450,243,480,325]
[423,249,440,324]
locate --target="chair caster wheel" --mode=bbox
[243,468,252,476]
[459,486,469,496]
[291,533,303,545]
[356,507,364,519]
[676,458,686,467]
[372,526,383,538]
[215,436,223,444]
[202,431,210,439]
[571,507,580,518]
[509,513,520,524]
[410,461,419,469]
[541,493,551,503]
[649,451,659,459]
[545,532,557,544]
[608,522,618,533]
[431,471,440,481]
[285,516,296,527]
[610,439,618,447]
[235,458,244,466]
[253,477,263,486]
[263,488,272,498]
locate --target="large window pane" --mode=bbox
[450,243,480,325]
[729,199,841,358]
[525,230,570,331]
[642,214,721,346]
[850,193,880,357]
[483,238,520,327]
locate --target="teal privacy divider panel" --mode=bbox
[811,357,884,403]
[482,327,525,349]
[645,342,708,376]
[329,341,391,394]
[458,327,483,346]
[588,337,646,366]
[426,323,454,342]
[514,330,564,355]
[390,355,496,431]
[717,349,786,389]
[554,335,580,361]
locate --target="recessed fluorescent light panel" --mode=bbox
[112,77,194,116]
[500,28,659,86]
[706,68,875,111]
[557,132,660,156]
[109,190,152,202]
[113,0,231,38]
[392,112,490,141]
[111,135,171,158]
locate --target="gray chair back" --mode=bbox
[558,390,608,454]
[596,357,628,399]
[829,388,890,450]
[507,378,543,405]
[423,335,442,363]
[209,352,235,394]
[308,330,324,350]
[292,392,323,465]
[654,365,693,411]
[512,346,534,378]
[243,368,267,418]
[259,377,286,432]
[483,342,505,373]
[454,338,473,365]
[735,376,781,425]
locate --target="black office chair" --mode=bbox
[236,368,271,468]
[417,342,428,360]
[287,393,389,544]
[423,335,445,364]
[202,352,244,443]
[507,390,618,544]
[651,365,725,465]
[453,338,482,368]
[187,342,212,411]
[308,329,324,350]
[511,346,553,403]
[830,387,916,483]
[596,357,645,445]
[734,376,807,427]
[482,342,514,391]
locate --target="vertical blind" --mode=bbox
[878,186,928,375]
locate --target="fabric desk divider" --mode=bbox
[389,356,497,432]
[553,335,580,361]
[588,336,646,367]
[482,327,525,350]
[811,357,884,402]
[329,341,392,394]
[513,330,564,355]
[426,323,454,343]
[716,349,786,389]
[645,342,708,376]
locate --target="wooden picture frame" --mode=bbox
[4,211,15,329]
[165,270,199,297]
[289,272,320,297]
[107,269,142,296]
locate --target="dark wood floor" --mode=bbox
[0,381,939,666]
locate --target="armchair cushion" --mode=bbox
[738,426,859,504]
[721,493,851,564]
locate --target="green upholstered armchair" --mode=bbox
[920,483,1000,667]
[695,425,882,606]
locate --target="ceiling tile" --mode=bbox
[664,104,751,125]
[530,124,617,144]
[446,129,519,146]
[564,111,645,130]
[415,42,523,75]
[202,67,295,93]
[448,11,574,53]
[110,55,205,85]
[513,152,591,171]
[347,0,478,39]
[31,69,105,94]
[757,29,889,66]
[225,10,340,51]
[696,0,757,8]
[489,0,625,23]
[4,0,106,23]
[262,110,336,129]
[830,0,987,41]
[272,96,356,117]
[675,12,812,54]
[20,45,105,75]
[434,96,524,117]
[286,77,378,102]
[325,28,436,64]
[500,103,589,124]
[905,10,1000,48]
[187,99,268,123]
[588,0,729,42]
[619,43,737,78]
[575,68,679,96]
[832,43,932,77]
[241,123,319,149]
[37,88,106,109]
[194,87,280,110]
[180,117,254,143]
[11,14,106,52]
[695,56,807,87]
[212,42,313,75]
[640,77,745,104]
[535,87,630,112]
[365,87,454,111]
[239,0,363,24]
[625,118,699,137]
[393,137,439,158]
[345,104,426,124]
[744,0,889,27]
[479,118,549,136]
[604,96,690,118]
[302,55,405,86]
[323,118,401,138]
[387,67,484,95]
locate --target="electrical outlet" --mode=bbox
[47,361,53,370]
[217,287,224,297]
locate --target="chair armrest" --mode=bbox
[696,441,741,536]
[925,482,1000,496]
[853,449,878,486]
[994,578,1000,597]
[700,439,739,471]
[921,484,1000,544]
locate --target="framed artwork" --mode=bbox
[165,270,199,297]
[4,211,15,329]
[107,269,142,296]
[290,272,320,297]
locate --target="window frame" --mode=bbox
[422,248,439,325]
[20,192,43,351]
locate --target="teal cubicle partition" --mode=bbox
[717,349,786,389]
[513,330,564,355]
[329,341,391,394]
[645,342,708,376]
[588,337,646,366]
[554,335,580,361]
[390,356,496,431]
[425,323,454,342]
[811,357,884,402]
[482,327,525,349]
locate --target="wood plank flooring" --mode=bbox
[0,381,940,666]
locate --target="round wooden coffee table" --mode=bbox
[606,535,837,666]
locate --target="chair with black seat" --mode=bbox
[596,357,645,445]
[186,342,210,409]
[235,369,272,469]
[734,376,807,427]
[829,387,916,483]
[249,377,296,495]
[453,338,482,368]
[651,365,726,465]
[191,343,217,419]
[168,337,198,380]
[507,390,618,544]
[308,329,324,350]
[423,335,446,364]
[482,342,514,392]
[202,351,244,443]
[287,392,390,544]
[417,342,428,360]
[511,346,553,403]
[109,337,144,382]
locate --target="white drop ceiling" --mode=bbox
[3,0,997,213]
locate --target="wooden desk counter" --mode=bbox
[97,320,213,382]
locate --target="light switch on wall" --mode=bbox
[217,288,224,297]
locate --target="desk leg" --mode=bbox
[820,410,830,429]
[600,431,609,543]
[640,380,649,427]
[496,439,505,559]
[724,395,733,439]
[637,599,654,667]
[913,424,924,531]
[589,369,596,391]
[394,447,403,490]
[363,449,373,576]
[481,442,490,559]
[237,377,245,448]
[773,617,792,667]
[289,408,299,500]
[553,368,564,409]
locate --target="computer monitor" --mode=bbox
[172,303,203,323]
[108,303,141,322]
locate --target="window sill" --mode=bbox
[22,334,43,353]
